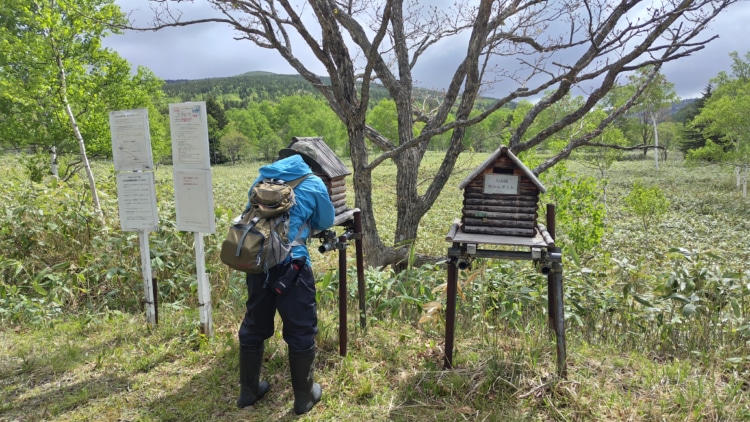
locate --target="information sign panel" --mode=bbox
[116,172,159,231]
[110,109,153,171]
[169,102,211,169]
[174,168,216,233]
[484,174,520,195]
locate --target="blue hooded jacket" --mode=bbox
[246,154,335,266]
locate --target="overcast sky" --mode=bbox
[104,1,750,100]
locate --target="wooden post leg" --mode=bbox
[546,203,556,332]
[354,211,366,329]
[549,247,567,378]
[444,257,458,369]
[338,234,348,357]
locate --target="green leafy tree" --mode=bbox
[206,97,229,164]
[689,51,750,197]
[226,104,280,161]
[628,67,678,167]
[605,67,678,167]
[678,85,722,155]
[219,125,250,165]
[464,108,514,153]
[272,95,348,154]
[0,0,165,214]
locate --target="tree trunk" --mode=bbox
[56,54,103,217]
[49,146,58,179]
[349,126,397,267]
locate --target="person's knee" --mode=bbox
[285,335,315,352]
[239,323,272,349]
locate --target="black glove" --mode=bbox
[270,257,305,295]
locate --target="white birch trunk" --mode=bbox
[55,55,102,216]
[652,113,659,171]
[49,146,58,179]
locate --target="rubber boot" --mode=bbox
[237,344,269,408]
[288,345,322,415]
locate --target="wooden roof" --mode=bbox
[458,146,546,193]
[289,136,351,179]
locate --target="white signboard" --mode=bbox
[169,102,211,169]
[484,174,520,195]
[116,172,159,231]
[110,109,153,171]
[174,169,216,233]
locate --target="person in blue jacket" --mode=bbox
[236,140,335,415]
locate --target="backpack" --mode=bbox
[220,175,310,273]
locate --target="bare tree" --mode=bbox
[136,0,736,268]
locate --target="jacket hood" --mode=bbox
[258,155,313,181]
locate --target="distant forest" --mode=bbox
[162,71,699,116]
[161,71,506,111]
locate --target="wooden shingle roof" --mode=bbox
[289,136,351,179]
[458,146,546,193]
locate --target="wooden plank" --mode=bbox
[462,210,537,220]
[330,185,346,195]
[446,225,549,247]
[463,225,535,237]
[464,197,538,207]
[537,224,555,247]
[334,204,348,215]
[445,220,461,241]
[464,205,537,214]
[464,185,540,196]
[330,177,346,187]
[462,217,536,229]
[330,192,346,203]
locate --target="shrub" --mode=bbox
[624,181,670,230]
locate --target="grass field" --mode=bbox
[1,151,749,421]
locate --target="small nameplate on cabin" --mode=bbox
[484,174,519,195]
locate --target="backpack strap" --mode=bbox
[287,173,312,248]
[286,174,311,189]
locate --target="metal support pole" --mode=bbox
[139,230,157,326]
[444,249,458,369]
[152,277,159,325]
[549,246,567,378]
[354,211,366,329]
[546,204,556,330]
[338,233,348,356]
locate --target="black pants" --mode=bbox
[238,263,318,352]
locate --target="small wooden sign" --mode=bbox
[484,174,519,195]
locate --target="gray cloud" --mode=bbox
[105,1,750,98]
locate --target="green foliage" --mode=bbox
[690,52,750,168]
[1,153,750,420]
[21,154,49,183]
[685,139,728,163]
[206,97,229,164]
[624,181,670,230]
[0,160,238,324]
[273,95,348,153]
[540,166,607,257]
[0,0,166,157]
[218,125,250,165]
